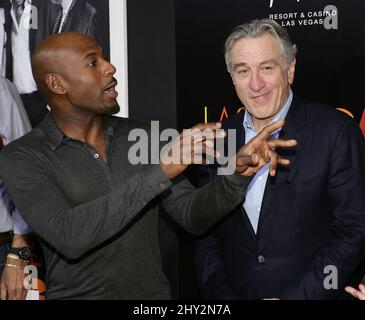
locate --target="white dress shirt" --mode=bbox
[10,0,37,94]
[243,90,293,233]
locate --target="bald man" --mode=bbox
[0,32,296,299]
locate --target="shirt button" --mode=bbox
[94,153,100,159]
[257,254,265,264]
[159,183,167,189]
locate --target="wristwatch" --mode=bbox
[7,247,31,261]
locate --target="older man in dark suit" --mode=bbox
[193,18,365,300]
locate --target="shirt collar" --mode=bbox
[11,0,31,9]
[243,89,293,134]
[61,0,74,12]
[39,113,64,150]
[40,113,117,151]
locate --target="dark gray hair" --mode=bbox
[225,18,297,73]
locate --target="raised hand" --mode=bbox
[160,122,225,179]
[232,120,297,177]
[0,260,28,300]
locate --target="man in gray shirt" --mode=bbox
[0,32,296,299]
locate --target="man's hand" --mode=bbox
[1,259,28,300]
[160,122,225,179]
[345,284,365,300]
[1,234,31,300]
[232,120,297,176]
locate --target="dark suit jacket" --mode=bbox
[3,0,57,80]
[55,1,104,52]
[193,94,365,300]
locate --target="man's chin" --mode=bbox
[105,104,121,115]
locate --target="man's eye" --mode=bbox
[262,65,274,72]
[88,60,97,67]
[237,68,249,75]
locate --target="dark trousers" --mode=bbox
[20,91,49,128]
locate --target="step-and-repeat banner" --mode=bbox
[175,0,365,137]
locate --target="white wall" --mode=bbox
[109,0,128,118]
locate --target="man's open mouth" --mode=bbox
[104,79,118,98]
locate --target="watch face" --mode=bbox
[19,248,31,260]
[12,247,31,260]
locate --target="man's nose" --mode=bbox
[104,61,116,77]
[248,70,265,91]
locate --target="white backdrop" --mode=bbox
[109,0,128,118]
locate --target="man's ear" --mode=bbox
[45,74,67,95]
[287,58,296,85]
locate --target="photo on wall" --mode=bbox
[0,0,110,127]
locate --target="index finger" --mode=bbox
[345,286,356,295]
[345,286,365,299]
[257,120,285,139]
[267,139,298,149]
[189,122,225,142]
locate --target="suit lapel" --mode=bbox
[256,95,308,240]
[228,113,257,240]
